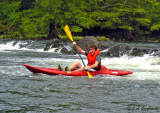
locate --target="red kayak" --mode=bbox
[23,64,133,76]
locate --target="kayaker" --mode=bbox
[68,41,101,71]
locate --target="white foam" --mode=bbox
[0,41,55,53]
[0,41,20,50]
[101,54,160,80]
[102,55,160,70]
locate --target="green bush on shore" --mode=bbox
[59,35,83,41]
[0,35,4,39]
[0,0,160,41]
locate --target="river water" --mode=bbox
[0,40,160,113]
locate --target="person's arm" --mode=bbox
[73,41,85,55]
[84,61,99,70]
[90,61,99,68]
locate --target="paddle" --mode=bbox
[64,25,93,78]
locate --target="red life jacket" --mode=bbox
[87,49,101,68]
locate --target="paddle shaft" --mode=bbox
[74,45,93,78]
[74,45,86,67]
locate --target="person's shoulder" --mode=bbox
[85,51,89,56]
[96,55,101,61]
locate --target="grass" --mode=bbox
[59,35,84,40]
[59,35,107,41]
[97,36,107,41]
[26,34,47,39]
[0,35,5,39]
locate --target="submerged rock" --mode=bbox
[44,39,62,51]
[19,41,33,49]
[77,36,111,51]
[152,50,160,56]
[12,41,18,46]
[129,48,159,56]
[44,36,159,57]
[100,44,132,57]
[77,36,101,51]
[60,46,76,54]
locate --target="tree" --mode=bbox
[0,0,160,41]
[19,0,35,11]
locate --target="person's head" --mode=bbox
[89,44,97,55]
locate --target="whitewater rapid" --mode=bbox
[0,40,160,80]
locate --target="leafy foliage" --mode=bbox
[0,0,160,41]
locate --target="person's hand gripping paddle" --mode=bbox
[64,25,93,78]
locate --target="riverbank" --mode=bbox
[0,34,160,43]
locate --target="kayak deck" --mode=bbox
[23,64,133,76]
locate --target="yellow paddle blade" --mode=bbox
[64,25,73,42]
[87,71,93,78]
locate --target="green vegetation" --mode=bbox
[0,0,160,42]
[97,36,107,41]
[0,35,4,39]
[59,35,83,40]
